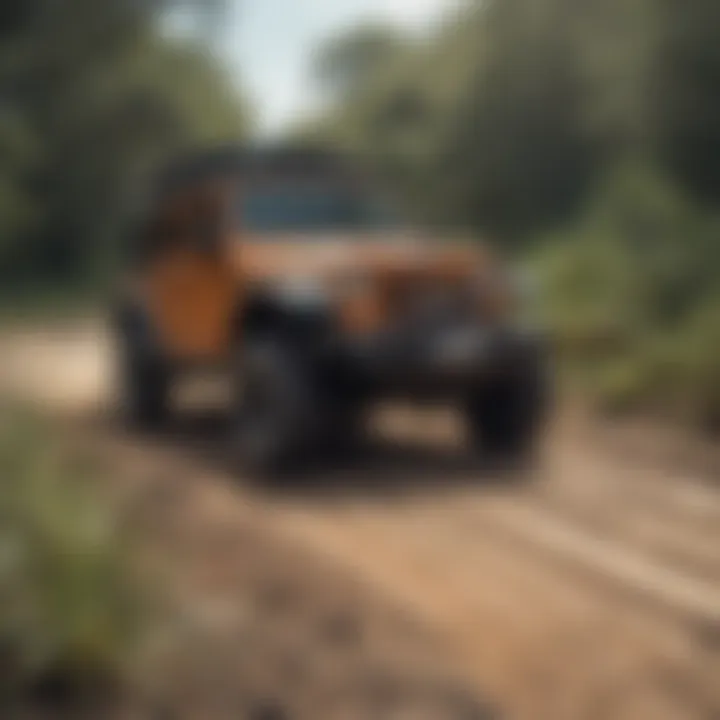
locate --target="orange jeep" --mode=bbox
[114,146,549,474]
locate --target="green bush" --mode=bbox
[673,297,720,430]
[536,163,720,430]
[0,408,143,702]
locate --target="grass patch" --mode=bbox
[0,283,106,328]
[0,405,144,710]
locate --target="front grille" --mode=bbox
[395,281,477,331]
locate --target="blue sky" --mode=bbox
[218,0,460,136]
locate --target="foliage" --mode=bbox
[0,0,248,292]
[652,0,720,203]
[537,164,720,428]
[0,407,144,702]
[313,24,410,106]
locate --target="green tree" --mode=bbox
[0,0,249,291]
[653,0,720,202]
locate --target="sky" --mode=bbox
[219,0,460,136]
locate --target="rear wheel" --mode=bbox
[114,303,171,430]
[119,349,170,430]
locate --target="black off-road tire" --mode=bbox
[232,336,321,479]
[114,302,171,430]
[319,396,366,461]
[466,353,549,465]
[120,351,171,430]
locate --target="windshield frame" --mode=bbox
[233,176,404,236]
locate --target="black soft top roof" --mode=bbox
[154,144,357,195]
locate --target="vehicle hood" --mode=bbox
[231,232,491,282]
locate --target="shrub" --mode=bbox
[536,162,720,430]
[0,407,143,704]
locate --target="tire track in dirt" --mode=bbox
[268,494,719,720]
[530,478,720,586]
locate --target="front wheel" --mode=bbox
[466,355,549,464]
[231,337,320,478]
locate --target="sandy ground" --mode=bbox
[1,323,719,719]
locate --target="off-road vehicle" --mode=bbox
[114,146,549,475]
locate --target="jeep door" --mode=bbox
[144,183,236,362]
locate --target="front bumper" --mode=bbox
[338,322,546,397]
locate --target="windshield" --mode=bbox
[238,184,401,233]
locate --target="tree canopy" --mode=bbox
[0,0,249,288]
[307,0,720,240]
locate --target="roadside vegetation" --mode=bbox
[536,164,720,429]
[0,406,144,714]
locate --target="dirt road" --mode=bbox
[2,323,719,719]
